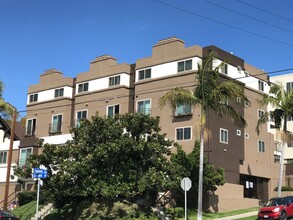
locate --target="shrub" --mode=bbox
[18,191,36,206]
[274,186,293,191]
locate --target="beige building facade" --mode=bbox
[16,37,281,212]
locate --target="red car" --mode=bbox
[258,197,287,220]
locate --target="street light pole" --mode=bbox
[3,109,16,210]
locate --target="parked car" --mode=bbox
[258,197,286,219]
[0,210,19,220]
[284,195,293,219]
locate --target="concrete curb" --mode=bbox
[214,211,258,220]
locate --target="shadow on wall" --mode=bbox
[206,193,219,213]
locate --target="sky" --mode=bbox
[0,0,293,117]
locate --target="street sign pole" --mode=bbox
[181,177,192,220]
[36,178,40,220]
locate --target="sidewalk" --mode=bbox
[214,211,258,220]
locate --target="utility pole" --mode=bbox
[3,109,16,211]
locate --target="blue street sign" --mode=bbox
[33,168,48,179]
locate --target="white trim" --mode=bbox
[236,130,241,136]
[220,128,228,144]
[106,104,120,117]
[136,98,152,114]
[175,126,192,141]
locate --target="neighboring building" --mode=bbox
[0,117,31,208]
[270,73,293,187]
[21,37,280,212]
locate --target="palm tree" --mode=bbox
[0,81,17,210]
[256,82,293,197]
[159,53,248,219]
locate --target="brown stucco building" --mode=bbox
[18,37,281,212]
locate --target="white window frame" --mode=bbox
[258,80,264,91]
[0,151,7,164]
[220,128,228,144]
[220,63,228,75]
[137,99,151,114]
[138,68,151,80]
[107,104,120,117]
[26,118,37,136]
[54,88,64,98]
[236,97,241,103]
[258,140,265,152]
[51,114,63,133]
[76,110,88,127]
[109,75,121,86]
[19,147,33,168]
[29,93,38,103]
[237,130,241,136]
[178,59,192,72]
[258,109,265,118]
[176,126,192,141]
[77,82,89,93]
[245,133,249,139]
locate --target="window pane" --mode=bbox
[184,127,191,139]
[108,106,114,117]
[145,69,151,78]
[177,128,183,140]
[144,100,150,114]
[84,83,88,91]
[185,60,192,70]
[178,61,184,72]
[139,70,144,80]
[114,105,119,114]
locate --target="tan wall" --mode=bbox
[0,183,19,208]
[27,98,73,137]
[134,71,200,153]
[208,183,260,212]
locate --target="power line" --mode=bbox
[203,0,293,34]
[153,0,293,47]
[235,0,293,23]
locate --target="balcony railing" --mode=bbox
[274,142,282,154]
[48,122,62,134]
[25,127,36,137]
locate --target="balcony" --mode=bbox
[25,127,36,137]
[48,122,62,135]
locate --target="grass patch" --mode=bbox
[12,201,43,220]
[175,207,258,220]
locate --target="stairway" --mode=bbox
[31,203,53,220]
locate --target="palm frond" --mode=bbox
[256,112,270,134]
[0,99,16,117]
[158,87,197,109]
[215,103,247,127]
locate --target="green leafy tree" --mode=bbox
[256,82,293,196]
[159,53,247,218]
[170,141,225,208]
[28,113,174,207]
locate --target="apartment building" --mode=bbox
[18,37,281,212]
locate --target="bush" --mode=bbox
[274,186,293,191]
[18,191,36,206]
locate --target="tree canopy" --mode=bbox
[16,112,225,210]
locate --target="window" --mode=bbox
[258,80,264,91]
[29,94,38,103]
[0,151,7,164]
[220,99,229,105]
[220,128,228,144]
[19,148,32,168]
[26,118,36,136]
[54,88,64,98]
[78,82,89,93]
[51,114,62,133]
[138,69,151,80]
[137,99,151,114]
[109,75,120,86]
[236,97,241,103]
[287,116,293,121]
[76,110,87,127]
[107,104,120,117]
[274,155,280,163]
[175,104,191,117]
[237,130,241,136]
[287,82,293,93]
[245,100,250,107]
[178,59,192,72]
[258,140,265,152]
[245,133,249,138]
[258,110,265,118]
[176,127,191,141]
[220,63,228,74]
